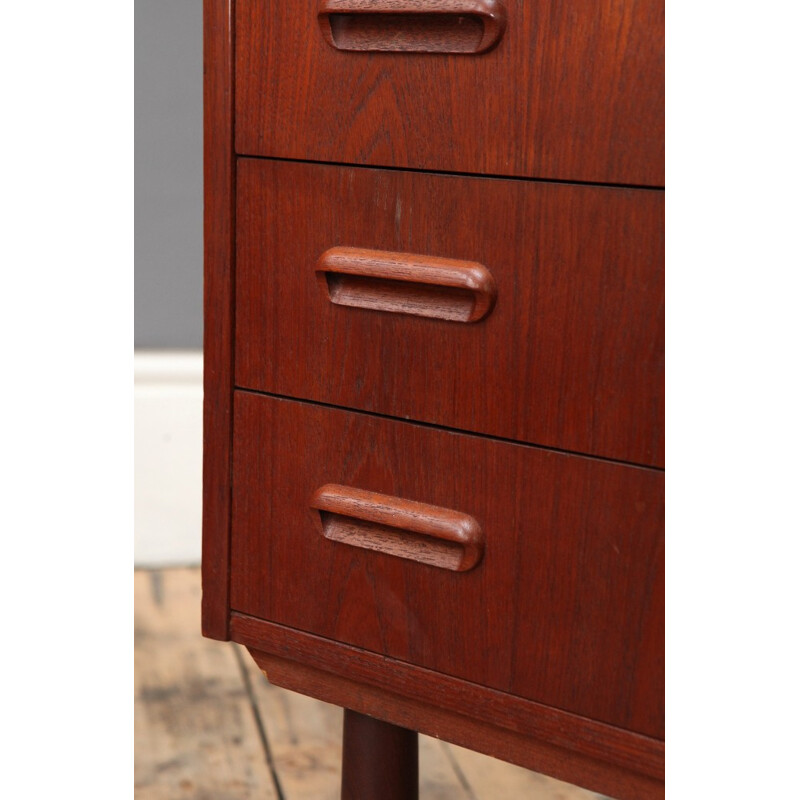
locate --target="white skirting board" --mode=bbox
[135,350,203,566]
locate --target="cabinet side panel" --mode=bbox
[202,0,235,640]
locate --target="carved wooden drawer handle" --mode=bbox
[317,246,496,323]
[317,0,507,54]
[311,484,485,572]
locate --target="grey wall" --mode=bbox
[136,0,203,348]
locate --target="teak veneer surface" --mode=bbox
[236,631,607,800]
[203,0,665,796]
[202,0,235,641]
[235,158,664,467]
[235,0,664,186]
[236,623,663,800]
[136,568,607,799]
[230,391,664,739]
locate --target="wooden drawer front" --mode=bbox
[235,0,663,186]
[235,159,664,467]
[230,391,664,738]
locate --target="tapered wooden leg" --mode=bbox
[341,709,418,800]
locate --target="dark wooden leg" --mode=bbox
[341,709,419,800]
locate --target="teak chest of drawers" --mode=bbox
[202,2,664,798]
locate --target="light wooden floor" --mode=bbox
[135,568,607,799]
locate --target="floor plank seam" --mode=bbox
[148,570,163,607]
[233,642,288,800]
[440,742,479,800]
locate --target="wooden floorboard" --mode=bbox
[134,568,278,799]
[135,568,605,798]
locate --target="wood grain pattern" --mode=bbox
[235,0,664,185]
[139,568,605,798]
[134,570,278,798]
[205,0,665,793]
[442,740,608,800]
[238,646,347,799]
[311,483,485,571]
[238,643,581,799]
[230,392,664,738]
[317,246,496,322]
[237,628,664,800]
[233,618,664,779]
[235,158,664,467]
[201,0,235,640]
[318,0,508,55]
[341,710,419,800]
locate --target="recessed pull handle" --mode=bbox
[316,247,496,323]
[317,0,507,54]
[311,484,484,572]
